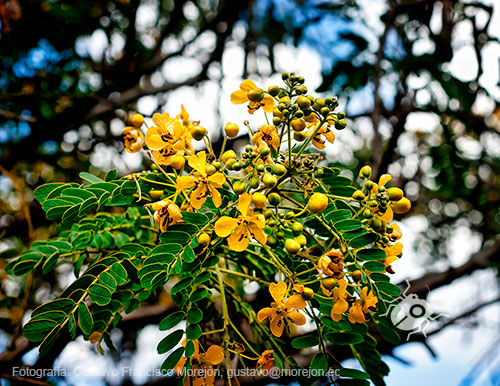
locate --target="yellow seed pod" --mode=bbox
[308,193,328,213]
[198,233,211,247]
[392,197,411,214]
[221,150,237,163]
[224,122,239,138]
[170,155,185,170]
[131,113,144,127]
[285,238,301,254]
[190,126,207,141]
[291,118,306,132]
[387,187,404,202]
[252,192,267,209]
[359,166,372,179]
[150,190,163,200]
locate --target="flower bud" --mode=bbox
[252,192,267,209]
[150,190,163,200]
[359,166,372,179]
[131,113,144,127]
[271,164,287,176]
[392,197,411,214]
[291,118,306,132]
[268,85,280,96]
[205,165,216,176]
[249,176,260,189]
[268,192,281,206]
[285,238,301,254]
[190,126,207,141]
[170,154,185,170]
[301,287,314,300]
[308,193,328,213]
[387,187,404,202]
[221,150,237,163]
[335,119,347,130]
[224,123,239,138]
[247,88,264,102]
[352,190,365,201]
[297,96,311,110]
[233,181,246,195]
[198,233,211,247]
[294,131,307,142]
[352,270,362,282]
[322,278,338,290]
[262,173,278,188]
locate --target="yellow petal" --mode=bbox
[230,90,249,104]
[174,356,186,375]
[190,184,207,210]
[152,112,172,129]
[240,79,257,91]
[262,95,275,113]
[204,345,224,365]
[207,184,222,208]
[379,205,393,223]
[248,222,267,245]
[348,303,366,323]
[176,176,196,191]
[145,129,167,150]
[257,307,275,322]
[270,314,285,337]
[188,151,207,175]
[208,173,226,188]
[287,311,306,326]
[214,216,238,237]
[227,225,250,252]
[238,193,252,216]
[269,282,287,305]
[378,174,392,187]
[285,295,306,310]
[332,298,349,315]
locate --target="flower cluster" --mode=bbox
[122,72,411,382]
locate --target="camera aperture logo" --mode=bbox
[382,280,447,340]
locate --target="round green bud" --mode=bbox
[256,164,265,173]
[249,176,260,189]
[260,146,270,157]
[363,209,374,219]
[352,190,365,201]
[268,85,280,96]
[205,165,216,176]
[294,131,307,142]
[262,173,278,188]
[276,231,285,239]
[291,222,303,234]
[226,158,237,170]
[233,181,247,195]
[268,192,281,206]
[335,119,347,130]
[285,238,301,254]
[273,116,282,126]
[387,187,404,202]
[359,165,372,179]
[271,164,287,176]
[297,96,312,110]
[264,209,274,219]
[232,162,243,171]
[267,235,277,246]
[320,106,330,116]
[282,72,289,81]
[294,234,307,247]
[247,88,264,102]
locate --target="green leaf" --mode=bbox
[348,233,378,249]
[78,303,94,335]
[110,263,128,285]
[32,299,75,317]
[171,277,193,295]
[336,379,370,386]
[62,204,81,224]
[183,245,195,263]
[334,220,363,232]
[362,262,386,273]
[291,335,319,349]
[30,310,66,323]
[185,340,196,357]
[356,249,386,261]
[80,172,105,184]
[186,324,202,340]
[325,209,352,224]
[190,288,209,303]
[68,313,77,339]
[369,273,390,282]
[187,308,203,324]
[159,311,186,331]
[46,205,72,221]
[326,332,364,345]
[98,271,117,292]
[161,347,185,371]
[79,197,98,216]
[89,284,112,306]
[157,329,184,354]
[62,188,95,201]
[375,282,401,296]
[377,317,400,345]
[34,183,65,203]
[160,231,191,245]
[181,212,209,226]
[42,252,59,275]
[338,368,370,380]
[105,169,118,181]
[310,352,328,373]
[38,324,62,357]
[193,271,210,284]
[23,319,59,342]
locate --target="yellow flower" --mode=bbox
[252,125,280,150]
[348,287,378,324]
[123,126,144,153]
[384,241,403,274]
[174,340,224,386]
[176,151,226,209]
[214,193,267,252]
[331,278,349,322]
[152,200,182,232]
[231,79,275,114]
[389,223,402,241]
[145,112,193,165]
[257,350,275,370]
[317,249,344,278]
[308,123,335,150]
[257,281,306,337]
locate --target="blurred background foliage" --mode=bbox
[0,0,499,384]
